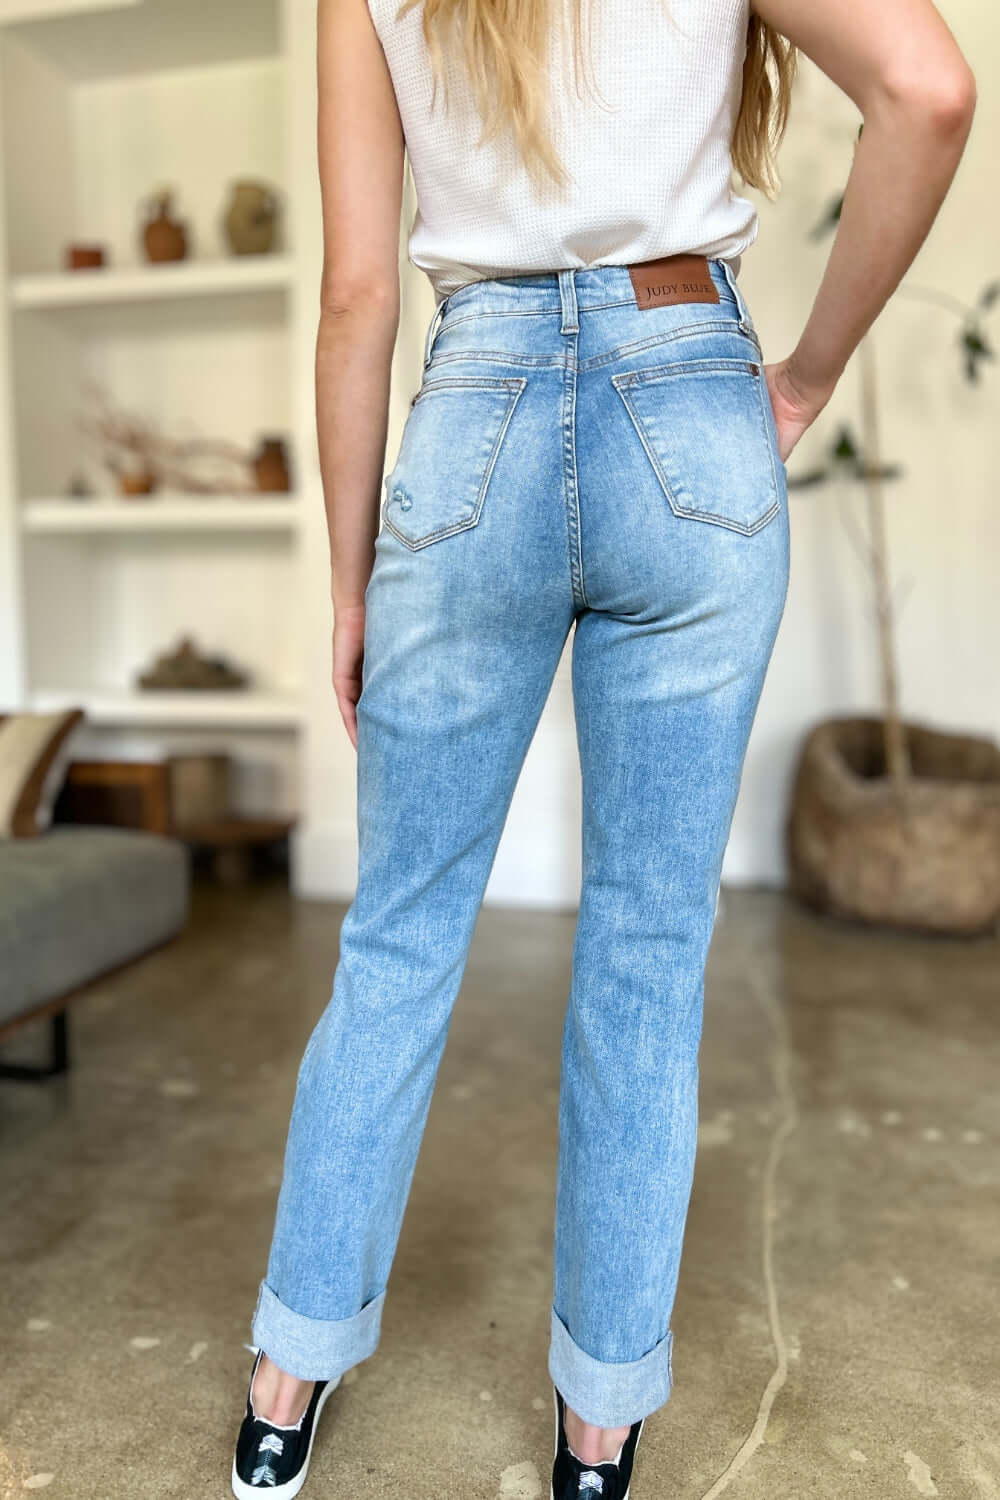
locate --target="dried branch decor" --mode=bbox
[77,378,260,495]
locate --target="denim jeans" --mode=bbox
[251,257,790,1428]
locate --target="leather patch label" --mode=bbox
[628,254,720,310]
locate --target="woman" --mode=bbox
[231,0,975,1494]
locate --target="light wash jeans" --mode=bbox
[251,258,790,1428]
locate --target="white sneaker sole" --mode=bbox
[231,1371,341,1500]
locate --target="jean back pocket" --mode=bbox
[382,375,527,550]
[611,357,783,536]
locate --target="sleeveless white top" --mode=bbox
[365,0,759,305]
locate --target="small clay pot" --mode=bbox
[118,468,158,496]
[141,189,187,263]
[66,245,105,270]
[252,437,291,493]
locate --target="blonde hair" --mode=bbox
[396,0,797,198]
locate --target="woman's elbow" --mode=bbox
[319,272,399,320]
[880,56,977,135]
[925,61,977,133]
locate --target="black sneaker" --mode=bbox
[550,1384,644,1500]
[231,1345,341,1498]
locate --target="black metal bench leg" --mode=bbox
[0,1011,70,1081]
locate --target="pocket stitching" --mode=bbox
[414,374,526,405]
[612,355,761,387]
[612,361,781,536]
[383,377,527,550]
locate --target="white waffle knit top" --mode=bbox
[365,0,759,305]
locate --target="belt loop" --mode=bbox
[423,295,448,369]
[558,269,578,334]
[718,257,752,335]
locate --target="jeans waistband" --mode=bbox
[423,257,750,366]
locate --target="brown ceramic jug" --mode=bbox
[142,189,187,263]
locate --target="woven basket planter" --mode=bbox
[786,715,1000,936]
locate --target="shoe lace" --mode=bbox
[577,1472,605,1494]
[250,1430,284,1487]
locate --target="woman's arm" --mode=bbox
[316,0,405,744]
[751,0,977,455]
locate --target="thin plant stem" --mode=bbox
[858,333,910,781]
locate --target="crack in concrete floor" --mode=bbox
[696,959,798,1500]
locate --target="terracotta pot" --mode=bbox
[252,437,291,493]
[118,468,157,496]
[786,715,1000,936]
[142,189,187,263]
[66,244,105,269]
[223,180,279,256]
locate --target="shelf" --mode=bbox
[0,0,323,892]
[9,255,295,310]
[4,0,281,83]
[29,688,305,730]
[20,496,303,533]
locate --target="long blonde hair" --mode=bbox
[395,0,797,198]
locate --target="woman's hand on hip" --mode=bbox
[763,357,836,465]
[333,600,366,751]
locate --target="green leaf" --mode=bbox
[962,328,994,359]
[786,467,832,489]
[809,195,843,241]
[832,426,859,463]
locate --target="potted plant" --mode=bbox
[784,125,1000,936]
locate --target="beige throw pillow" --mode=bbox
[0,709,85,838]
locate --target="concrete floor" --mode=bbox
[0,879,997,1500]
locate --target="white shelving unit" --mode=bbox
[0,0,434,898]
[9,251,297,308]
[0,0,309,843]
[30,686,305,728]
[20,494,304,532]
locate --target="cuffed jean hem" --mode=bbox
[547,1304,674,1428]
[250,1279,386,1382]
